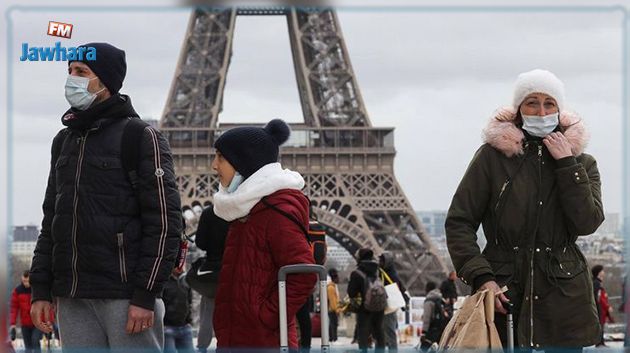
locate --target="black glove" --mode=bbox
[9,327,16,341]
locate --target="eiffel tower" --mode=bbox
[160,7,447,293]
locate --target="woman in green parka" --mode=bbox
[446,69,604,351]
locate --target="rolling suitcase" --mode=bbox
[278,264,330,353]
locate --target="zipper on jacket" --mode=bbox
[117,232,128,282]
[529,144,543,347]
[494,180,510,246]
[70,132,90,297]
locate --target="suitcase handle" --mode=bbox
[278,264,329,353]
[506,302,514,352]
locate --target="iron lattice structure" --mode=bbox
[160,7,447,294]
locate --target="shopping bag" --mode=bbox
[384,282,406,314]
[438,289,502,351]
[380,269,406,314]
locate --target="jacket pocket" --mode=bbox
[55,155,70,169]
[85,155,123,170]
[84,156,126,191]
[549,260,584,279]
[537,258,587,299]
[116,232,128,283]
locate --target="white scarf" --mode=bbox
[213,163,305,222]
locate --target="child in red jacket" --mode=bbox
[211,119,317,349]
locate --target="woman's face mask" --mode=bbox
[65,75,105,110]
[521,112,559,137]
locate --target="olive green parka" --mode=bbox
[446,107,604,349]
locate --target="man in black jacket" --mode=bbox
[29,42,182,352]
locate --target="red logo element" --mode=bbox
[47,21,73,39]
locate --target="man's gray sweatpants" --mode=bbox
[56,297,165,353]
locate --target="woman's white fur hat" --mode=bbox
[512,69,565,111]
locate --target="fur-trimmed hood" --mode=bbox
[482,106,589,158]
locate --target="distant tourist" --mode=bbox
[440,271,458,317]
[379,252,409,351]
[592,265,614,347]
[420,281,448,351]
[327,268,341,343]
[10,271,43,353]
[347,248,385,353]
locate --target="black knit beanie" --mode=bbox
[214,119,291,179]
[69,42,126,94]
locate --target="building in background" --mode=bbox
[11,225,38,258]
[326,237,355,272]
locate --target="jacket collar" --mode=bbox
[482,106,589,158]
[212,163,305,222]
[61,94,139,131]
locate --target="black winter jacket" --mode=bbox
[195,206,229,263]
[30,94,182,310]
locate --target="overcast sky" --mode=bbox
[0,0,626,229]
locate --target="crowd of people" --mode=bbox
[4,40,625,353]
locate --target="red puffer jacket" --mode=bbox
[10,284,34,327]
[214,189,317,349]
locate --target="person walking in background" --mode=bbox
[439,271,458,317]
[420,282,448,351]
[347,248,385,353]
[193,206,229,353]
[327,268,341,343]
[211,119,317,349]
[10,271,43,353]
[162,267,194,353]
[592,265,613,347]
[379,252,408,352]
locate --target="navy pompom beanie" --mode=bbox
[214,119,291,179]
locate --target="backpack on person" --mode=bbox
[356,269,388,312]
[261,197,327,265]
[307,220,327,265]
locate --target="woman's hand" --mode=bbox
[543,132,573,160]
[478,280,510,314]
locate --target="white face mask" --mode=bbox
[521,112,559,137]
[64,75,104,110]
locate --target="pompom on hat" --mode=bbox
[214,119,291,179]
[512,69,565,111]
